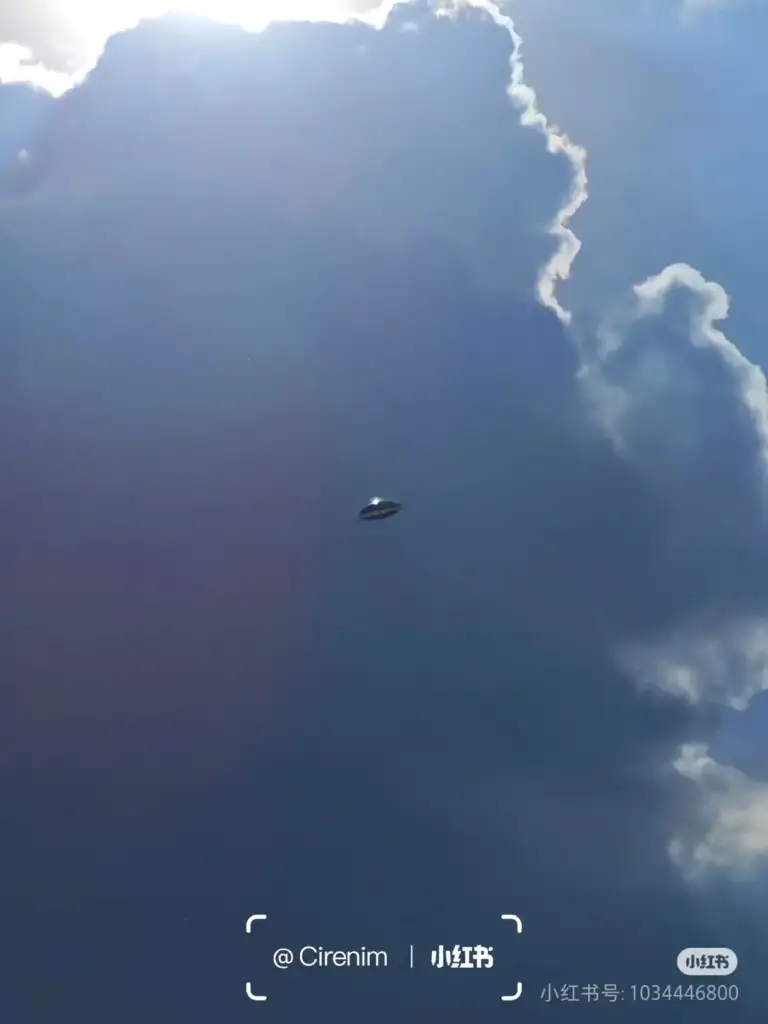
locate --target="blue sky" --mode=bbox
[1,1,767,1019]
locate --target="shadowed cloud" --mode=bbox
[1,9,767,1021]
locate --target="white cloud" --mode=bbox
[3,0,768,891]
[633,265,768,473]
[459,0,587,324]
[0,0,589,324]
[620,613,768,878]
[584,263,768,496]
[620,616,768,876]
[670,743,768,877]
[0,0,400,90]
[621,618,768,711]
[0,42,80,96]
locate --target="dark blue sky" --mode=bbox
[1,3,767,1020]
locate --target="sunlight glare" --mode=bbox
[74,0,354,52]
[93,0,351,33]
[15,0,380,92]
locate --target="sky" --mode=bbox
[1,0,768,1019]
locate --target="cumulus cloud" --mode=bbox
[484,4,768,886]
[3,5,768,1009]
[632,265,768,473]
[622,618,768,711]
[585,264,768,482]
[1,5,569,304]
[8,12,768,1011]
[580,265,768,879]
[671,743,768,877]
[0,0,399,87]
[0,0,587,323]
[0,42,77,95]
[456,0,587,323]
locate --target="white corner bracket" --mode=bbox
[246,983,267,1002]
[246,914,267,933]
[501,914,522,933]
[501,983,523,1002]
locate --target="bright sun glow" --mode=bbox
[0,0,394,95]
[76,0,357,55]
[90,0,350,34]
